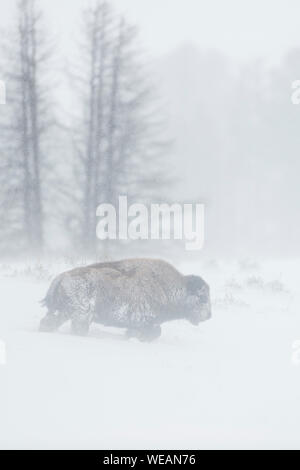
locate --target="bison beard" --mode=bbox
[39,259,211,341]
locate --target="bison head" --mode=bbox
[184,275,211,325]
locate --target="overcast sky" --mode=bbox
[1,0,300,62]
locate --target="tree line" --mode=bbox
[0,0,169,258]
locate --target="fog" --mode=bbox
[2,0,300,59]
[1,0,300,451]
[1,0,299,259]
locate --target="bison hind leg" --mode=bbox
[126,324,161,342]
[39,311,68,333]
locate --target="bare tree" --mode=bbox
[0,0,53,256]
[70,0,170,256]
[65,0,113,255]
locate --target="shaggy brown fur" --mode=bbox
[40,258,211,341]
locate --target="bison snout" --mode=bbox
[188,302,212,326]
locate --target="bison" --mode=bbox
[40,258,211,341]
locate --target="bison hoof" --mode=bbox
[71,320,89,336]
[39,315,58,332]
[127,325,161,342]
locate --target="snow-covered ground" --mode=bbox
[0,258,299,450]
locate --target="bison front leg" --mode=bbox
[126,324,162,342]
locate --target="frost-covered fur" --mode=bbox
[40,259,211,341]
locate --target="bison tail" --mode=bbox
[41,274,63,312]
